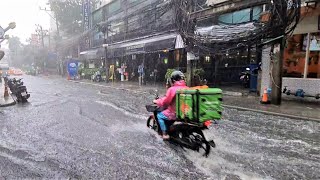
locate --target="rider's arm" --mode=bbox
[155,88,175,107]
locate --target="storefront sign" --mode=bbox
[126,44,145,51]
[83,0,90,31]
[126,44,145,55]
[83,0,91,49]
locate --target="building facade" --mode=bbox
[190,0,267,86]
[260,0,320,101]
[80,0,185,82]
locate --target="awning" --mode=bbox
[105,33,185,58]
[80,48,104,60]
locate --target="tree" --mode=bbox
[49,0,83,36]
[7,36,21,52]
[7,36,22,66]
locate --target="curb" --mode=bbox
[223,104,320,123]
[0,99,16,107]
[223,91,243,97]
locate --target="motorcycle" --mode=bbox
[146,90,216,157]
[239,67,250,88]
[92,71,102,82]
[5,77,30,103]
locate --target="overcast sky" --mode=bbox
[0,0,51,45]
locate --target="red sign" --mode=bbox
[31,34,40,46]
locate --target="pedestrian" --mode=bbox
[138,63,144,86]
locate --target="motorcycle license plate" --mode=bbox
[21,92,27,96]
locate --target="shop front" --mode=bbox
[79,47,105,79]
[104,33,185,83]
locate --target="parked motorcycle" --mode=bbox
[239,67,250,88]
[146,90,216,157]
[91,71,102,82]
[5,77,30,103]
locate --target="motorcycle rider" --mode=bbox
[153,71,188,140]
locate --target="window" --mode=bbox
[128,0,140,3]
[218,6,263,24]
[92,9,103,27]
[109,21,125,36]
[108,0,121,14]
[283,33,320,79]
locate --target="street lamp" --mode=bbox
[8,22,16,29]
[0,22,16,39]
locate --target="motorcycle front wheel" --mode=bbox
[147,116,159,133]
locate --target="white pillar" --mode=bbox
[303,33,311,78]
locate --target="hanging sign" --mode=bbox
[83,0,91,49]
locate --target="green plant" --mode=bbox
[165,69,176,80]
[82,68,99,76]
[193,68,205,77]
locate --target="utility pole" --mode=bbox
[270,1,289,105]
[39,7,60,38]
[270,37,285,105]
[184,0,197,86]
[100,24,112,81]
[35,24,46,48]
[39,6,61,75]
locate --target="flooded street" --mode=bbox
[0,75,319,179]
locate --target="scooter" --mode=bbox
[92,71,102,82]
[146,91,216,157]
[5,77,30,103]
[240,67,250,88]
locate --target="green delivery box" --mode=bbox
[176,88,223,123]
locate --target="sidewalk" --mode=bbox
[72,79,320,122]
[0,81,16,107]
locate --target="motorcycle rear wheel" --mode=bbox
[188,129,211,157]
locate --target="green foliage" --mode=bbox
[81,68,99,76]
[193,68,205,77]
[49,0,84,36]
[7,36,21,52]
[165,69,176,80]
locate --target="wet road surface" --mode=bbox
[0,75,319,179]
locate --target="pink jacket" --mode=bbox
[155,80,188,120]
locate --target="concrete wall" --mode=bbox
[282,78,320,96]
[261,46,320,101]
